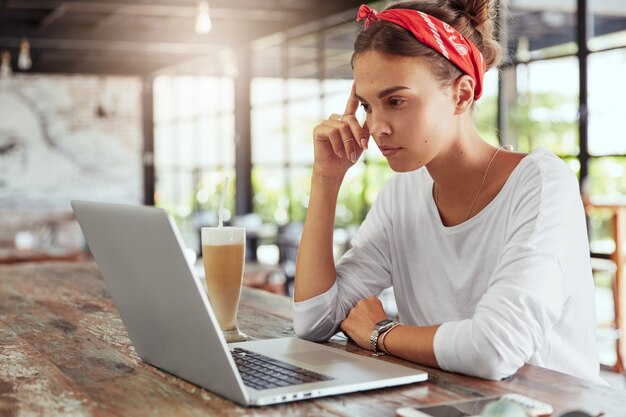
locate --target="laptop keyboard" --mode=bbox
[231,347,334,391]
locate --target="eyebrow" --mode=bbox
[354,86,410,101]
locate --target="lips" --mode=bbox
[379,146,402,157]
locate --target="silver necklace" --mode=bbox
[434,146,501,222]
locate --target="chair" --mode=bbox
[276,222,303,296]
[587,202,626,374]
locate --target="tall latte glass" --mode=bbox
[201,226,247,343]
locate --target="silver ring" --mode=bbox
[339,113,349,122]
[342,138,353,144]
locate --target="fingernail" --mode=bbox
[351,152,356,163]
[361,139,367,149]
[338,151,343,158]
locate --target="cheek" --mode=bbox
[399,106,439,145]
[413,98,456,138]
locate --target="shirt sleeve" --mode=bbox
[293,178,395,342]
[434,159,575,380]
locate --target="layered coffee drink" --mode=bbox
[201,227,247,342]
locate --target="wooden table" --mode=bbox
[0,247,85,264]
[587,201,626,373]
[1,262,624,417]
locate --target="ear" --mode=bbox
[452,75,475,115]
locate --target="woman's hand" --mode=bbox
[312,83,370,179]
[340,296,388,351]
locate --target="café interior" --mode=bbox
[1,0,626,409]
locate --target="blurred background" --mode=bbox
[0,0,625,379]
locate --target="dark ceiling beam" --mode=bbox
[15,62,162,76]
[8,1,307,22]
[68,56,146,75]
[510,0,626,16]
[151,50,226,76]
[39,4,69,29]
[255,0,364,43]
[9,0,314,11]
[91,12,126,32]
[33,49,201,63]
[0,25,268,48]
[0,36,222,55]
[26,51,200,72]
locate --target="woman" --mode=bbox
[293,0,603,384]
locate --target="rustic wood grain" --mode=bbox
[1,262,624,417]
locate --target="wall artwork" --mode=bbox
[0,75,143,211]
[0,75,143,245]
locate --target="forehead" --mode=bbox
[353,51,435,95]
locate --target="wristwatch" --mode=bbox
[370,319,395,356]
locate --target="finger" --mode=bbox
[340,125,357,164]
[361,121,371,149]
[329,111,366,150]
[318,122,346,158]
[340,114,368,150]
[344,82,360,116]
[325,120,357,163]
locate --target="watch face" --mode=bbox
[376,319,394,327]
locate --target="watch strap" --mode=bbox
[370,320,396,356]
[379,323,401,354]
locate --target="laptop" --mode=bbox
[71,200,427,406]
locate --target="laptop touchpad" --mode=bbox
[282,351,359,367]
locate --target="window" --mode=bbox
[511,57,580,157]
[153,76,236,250]
[475,69,500,146]
[588,49,626,156]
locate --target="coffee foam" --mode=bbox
[201,227,245,245]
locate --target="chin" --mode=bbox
[387,159,425,173]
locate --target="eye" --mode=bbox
[389,98,405,106]
[360,102,371,113]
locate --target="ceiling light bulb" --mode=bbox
[195,1,212,34]
[18,39,32,71]
[0,51,12,78]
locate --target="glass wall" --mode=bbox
[512,58,580,158]
[153,75,236,252]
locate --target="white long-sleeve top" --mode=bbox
[293,147,603,384]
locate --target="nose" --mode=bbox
[367,112,391,141]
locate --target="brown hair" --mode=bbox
[353,0,503,92]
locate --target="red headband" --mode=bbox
[357,4,487,100]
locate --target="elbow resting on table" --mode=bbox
[292,281,347,342]
[470,357,523,381]
[437,319,529,381]
[460,338,526,381]
[293,316,336,342]
[292,298,343,342]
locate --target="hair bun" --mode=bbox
[448,0,492,28]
